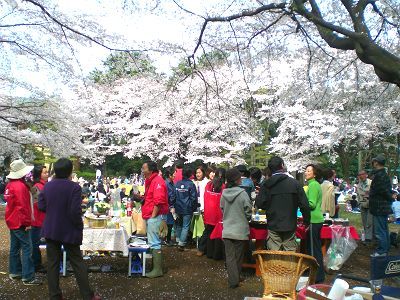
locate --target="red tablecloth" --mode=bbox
[210,222,269,240]
[296,225,360,240]
[210,223,359,240]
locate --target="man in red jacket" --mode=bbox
[4,159,41,285]
[141,161,169,278]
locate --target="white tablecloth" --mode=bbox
[81,228,129,256]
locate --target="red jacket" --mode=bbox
[4,179,33,230]
[142,173,169,220]
[203,181,224,226]
[32,180,46,227]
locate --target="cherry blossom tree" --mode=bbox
[80,64,265,166]
[79,75,165,165]
[261,57,400,176]
[2,0,399,171]
[0,84,90,165]
[126,66,263,166]
[0,0,123,163]
[168,0,400,87]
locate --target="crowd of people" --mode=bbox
[349,157,400,253]
[0,153,398,298]
[3,158,100,299]
[136,155,396,288]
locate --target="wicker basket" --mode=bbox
[252,250,318,299]
[86,216,108,229]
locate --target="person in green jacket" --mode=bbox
[305,164,325,283]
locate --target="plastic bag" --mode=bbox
[190,214,205,239]
[324,225,358,271]
[131,207,146,235]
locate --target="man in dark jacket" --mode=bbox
[256,156,310,251]
[165,167,176,246]
[39,158,99,300]
[173,160,184,184]
[369,155,393,256]
[173,167,198,251]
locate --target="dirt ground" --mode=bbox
[0,206,398,300]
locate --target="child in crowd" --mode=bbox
[220,168,252,289]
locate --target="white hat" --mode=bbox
[7,159,34,179]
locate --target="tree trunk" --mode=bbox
[250,144,256,166]
[336,144,356,180]
[72,157,81,172]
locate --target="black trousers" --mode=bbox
[166,224,173,242]
[46,239,93,300]
[224,239,246,287]
[198,225,224,260]
[198,224,214,252]
[307,223,325,283]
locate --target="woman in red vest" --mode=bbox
[31,165,48,272]
[196,168,226,260]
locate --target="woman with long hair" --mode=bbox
[196,168,226,259]
[194,165,209,212]
[206,166,216,181]
[304,164,325,283]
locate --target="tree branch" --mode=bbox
[189,2,286,61]
[171,0,204,19]
[0,134,26,145]
[0,39,56,67]
[22,0,148,53]
[0,22,46,27]
[293,0,358,50]
[369,1,399,31]
[246,12,287,47]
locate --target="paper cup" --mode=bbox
[328,279,349,300]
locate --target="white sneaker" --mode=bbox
[8,274,22,280]
[370,252,387,257]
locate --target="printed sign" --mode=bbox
[385,259,400,275]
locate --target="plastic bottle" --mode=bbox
[361,229,365,242]
[255,210,260,221]
[120,202,126,217]
[111,201,119,217]
[126,200,132,217]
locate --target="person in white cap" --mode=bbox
[4,159,42,285]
